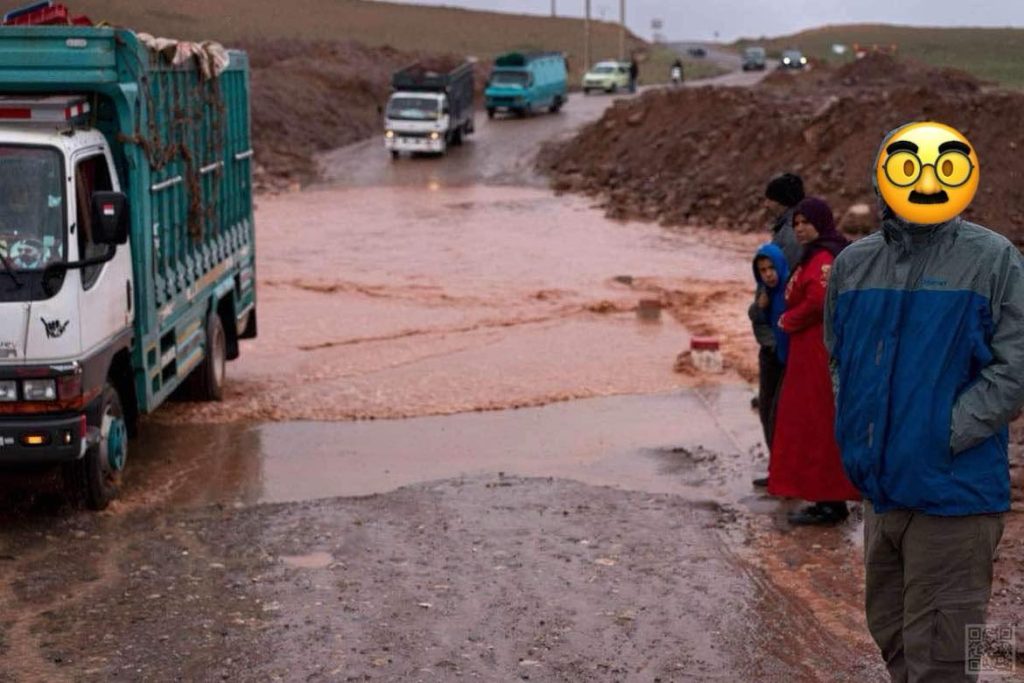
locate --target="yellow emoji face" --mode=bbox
[876,122,979,224]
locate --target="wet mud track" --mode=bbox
[0,475,880,682]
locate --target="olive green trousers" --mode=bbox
[864,503,1005,683]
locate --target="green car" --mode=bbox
[582,61,629,94]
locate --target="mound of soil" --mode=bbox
[540,55,1024,242]
[240,40,417,192]
[242,41,486,192]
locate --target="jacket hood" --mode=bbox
[874,124,961,250]
[753,242,789,292]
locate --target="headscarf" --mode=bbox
[765,173,805,208]
[753,242,790,363]
[794,196,849,264]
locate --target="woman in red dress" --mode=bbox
[768,197,860,525]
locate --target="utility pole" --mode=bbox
[551,0,555,17]
[619,0,626,61]
[584,0,591,70]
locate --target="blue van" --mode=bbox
[485,52,568,118]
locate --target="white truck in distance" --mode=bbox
[384,60,475,158]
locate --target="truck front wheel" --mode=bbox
[63,383,127,511]
[390,150,400,160]
[187,310,227,401]
[487,108,495,119]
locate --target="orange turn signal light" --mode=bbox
[21,434,49,446]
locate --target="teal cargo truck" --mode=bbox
[0,26,256,508]
[485,52,567,118]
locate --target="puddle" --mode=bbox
[127,383,765,508]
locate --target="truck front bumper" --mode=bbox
[0,414,85,466]
[386,135,444,153]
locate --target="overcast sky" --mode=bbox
[377,0,1024,41]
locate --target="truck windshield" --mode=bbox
[387,97,440,121]
[0,146,65,272]
[491,71,530,86]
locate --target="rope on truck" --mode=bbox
[117,36,227,242]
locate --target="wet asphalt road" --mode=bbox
[316,65,774,190]
[0,64,902,682]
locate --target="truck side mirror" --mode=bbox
[90,191,129,245]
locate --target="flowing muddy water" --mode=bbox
[156,185,758,423]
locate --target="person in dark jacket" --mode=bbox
[825,122,1024,680]
[749,173,803,487]
[768,197,860,522]
[628,59,638,93]
[748,243,789,484]
[764,172,804,268]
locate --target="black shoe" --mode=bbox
[788,502,849,526]
[752,476,769,488]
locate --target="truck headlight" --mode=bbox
[385,130,395,138]
[800,56,808,64]
[430,132,440,140]
[23,379,57,401]
[0,380,15,401]
[783,57,791,64]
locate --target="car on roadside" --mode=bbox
[582,60,630,94]
[742,46,766,71]
[780,48,808,69]
[687,46,707,58]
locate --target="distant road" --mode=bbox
[317,57,772,190]
[664,41,774,87]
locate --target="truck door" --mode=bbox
[74,150,133,356]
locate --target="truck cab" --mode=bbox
[384,91,451,155]
[0,99,133,481]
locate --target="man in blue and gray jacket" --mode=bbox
[825,122,1024,681]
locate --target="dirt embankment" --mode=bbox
[242,41,489,192]
[540,54,1024,243]
[241,40,417,191]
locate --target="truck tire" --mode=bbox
[63,382,127,511]
[583,88,590,95]
[487,108,495,119]
[390,150,400,160]
[451,127,463,146]
[549,96,563,113]
[188,310,227,401]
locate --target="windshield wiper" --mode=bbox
[0,254,21,288]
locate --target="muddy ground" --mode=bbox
[1,58,1023,682]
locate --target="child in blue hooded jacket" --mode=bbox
[748,242,789,486]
